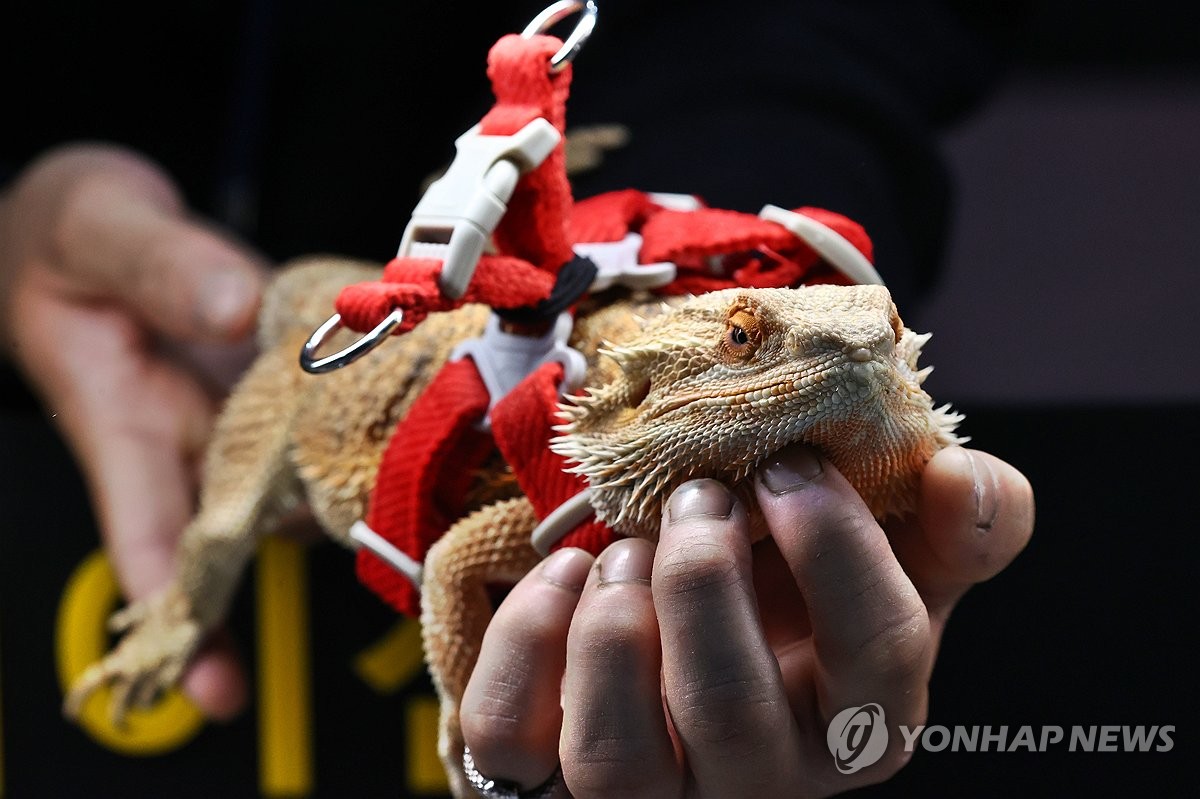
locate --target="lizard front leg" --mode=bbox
[421,496,543,798]
[64,337,310,723]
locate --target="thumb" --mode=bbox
[49,148,268,342]
[889,447,1035,627]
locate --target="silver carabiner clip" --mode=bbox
[522,0,599,73]
[299,309,404,374]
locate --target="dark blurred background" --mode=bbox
[1,1,1196,796]
[868,3,1200,794]
[913,3,1200,404]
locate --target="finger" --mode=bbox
[890,447,1035,626]
[654,479,807,797]
[94,430,202,599]
[461,548,593,790]
[561,539,681,799]
[182,628,248,721]
[52,153,266,342]
[755,445,931,778]
[19,291,216,599]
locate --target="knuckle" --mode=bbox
[654,542,744,603]
[560,679,675,795]
[563,733,661,799]
[462,655,556,759]
[494,607,566,653]
[856,603,932,685]
[824,506,875,542]
[671,672,787,751]
[460,681,558,780]
[460,703,531,759]
[574,594,655,657]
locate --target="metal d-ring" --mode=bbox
[299,309,405,374]
[521,0,598,73]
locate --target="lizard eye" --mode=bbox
[719,307,762,362]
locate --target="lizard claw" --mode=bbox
[63,589,201,726]
[108,601,149,634]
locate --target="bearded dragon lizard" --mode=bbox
[62,256,962,796]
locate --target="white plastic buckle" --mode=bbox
[450,311,586,432]
[399,118,562,299]
[573,233,677,292]
[349,520,424,589]
[758,204,885,286]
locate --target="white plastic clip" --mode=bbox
[758,204,885,286]
[400,118,562,299]
[573,233,677,292]
[349,520,424,589]
[530,489,595,556]
[646,191,704,212]
[450,311,587,432]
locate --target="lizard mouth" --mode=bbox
[641,355,889,423]
[647,372,836,419]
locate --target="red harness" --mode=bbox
[333,33,874,615]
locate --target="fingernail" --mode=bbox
[966,450,1000,532]
[667,479,734,522]
[596,540,653,584]
[540,548,592,590]
[201,271,257,334]
[759,445,824,494]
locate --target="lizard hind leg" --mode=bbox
[63,584,205,724]
[63,337,312,725]
[420,497,543,798]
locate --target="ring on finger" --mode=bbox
[463,746,562,799]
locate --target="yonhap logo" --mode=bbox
[827,704,889,774]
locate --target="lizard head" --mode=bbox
[552,284,964,539]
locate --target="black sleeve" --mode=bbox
[564,0,1030,308]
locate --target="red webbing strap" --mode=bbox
[643,205,874,294]
[567,188,663,244]
[642,208,797,265]
[335,254,556,334]
[490,362,617,556]
[480,33,575,272]
[356,359,493,615]
[566,189,876,295]
[793,206,874,264]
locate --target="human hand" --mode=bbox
[0,144,269,719]
[459,444,1034,797]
